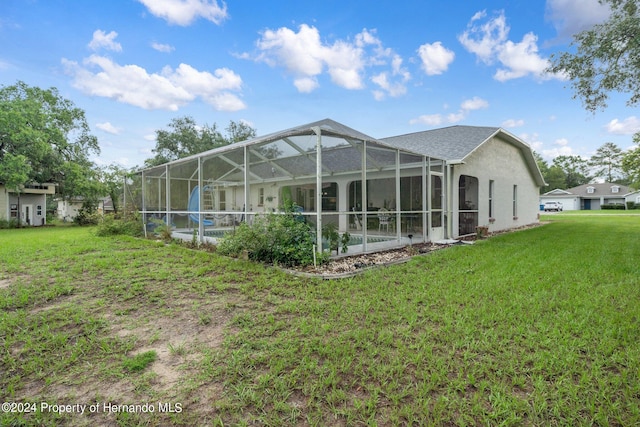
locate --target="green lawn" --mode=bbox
[1,214,639,426]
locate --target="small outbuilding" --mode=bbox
[132,119,544,253]
[0,183,56,226]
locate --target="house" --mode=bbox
[0,183,56,226]
[57,196,115,221]
[382,125,546,237]
[540,183,639,210]
[132,119,544,253]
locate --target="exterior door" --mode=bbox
[22,204,33,226]
[584,199,591,210]
[430,174,444,241]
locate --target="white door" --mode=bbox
[430,174,444,241]
[22,204,33,226]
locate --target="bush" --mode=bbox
[95,213,143,237]
[218,202,327,267]
[601,203,625,210]
[0,219,20,229]
[73,208,101,225]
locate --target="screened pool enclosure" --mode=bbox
[134,119,451,254]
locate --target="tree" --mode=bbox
[144,117,257,167]
[0,81,100,199]
[589,142,624,182]
[552,155,591,188]
[99,163,129,214]
[548,1,640,115]
[622,146,640,188]
[545,165,569,191]
[0,153,31,225]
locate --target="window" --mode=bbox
[489,180,494,218]
[512,185,518,218]
[587,186,595,194]
[611,186,620,193]
[37,205,42,216]
[218,191,226,211]
[258,187,264,206]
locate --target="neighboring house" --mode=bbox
[57,196,114,221]
[0,183,56,226]
[134,119,544,253]
[540,183,639,210]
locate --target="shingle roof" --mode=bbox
[563,182,633,196]
[380,125,500,161]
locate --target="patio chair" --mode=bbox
[378,208,392,233]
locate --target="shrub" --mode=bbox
[0,219,20,229]
[73,208,101,225]
[601,203,625,210]
[218,202,327,267]
[95,213,143,237]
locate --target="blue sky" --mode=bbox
[1,0,637,169]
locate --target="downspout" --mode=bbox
[312,126,322,252]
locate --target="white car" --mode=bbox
[543,201,563,212]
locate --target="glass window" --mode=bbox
[489,180,494,218]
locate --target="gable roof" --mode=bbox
[381,125,546,187]
[381,125,500,161]
[561,182,634,196]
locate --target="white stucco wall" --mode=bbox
[452,135,541,236]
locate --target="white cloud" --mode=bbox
[555,137,569,146]
[294,77,319,93]
[138,0,228,26]
[151,42,175,53]
[519,132,543,151]
[494,33,551,81]
[88,30,122,52]
[417,41,455,75]
[409,114,444,126]
[251,24,409,98]
[459,10,561,81]
[545,0,610,40]
[461,96,488,111]
[458,10,508,64]
[502,118,524,128]
[96,122,120,134]
[605,116,640,135]
[63,54,245,112]
[410,96,488,126]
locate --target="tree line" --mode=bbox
[0,80,256,222]
[535,141,635,193]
